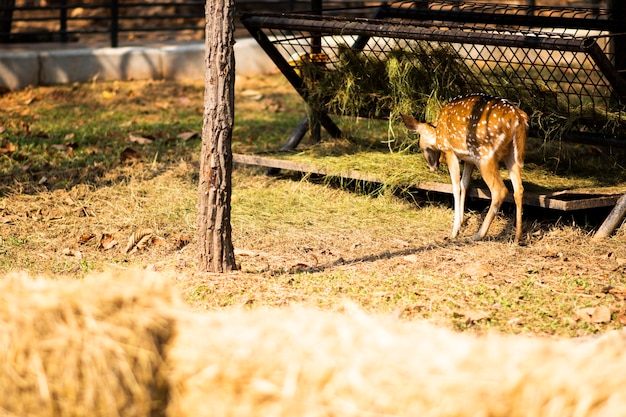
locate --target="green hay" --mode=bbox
[270,123,626,194]
[297,42,626,148]
[301,43,466,150]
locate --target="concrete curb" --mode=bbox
[0,37,277,90]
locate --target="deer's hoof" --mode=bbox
[472,233,484,241]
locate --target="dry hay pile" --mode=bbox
[2,270,626,417]
[169,305,626,417]
[0,270,175,417]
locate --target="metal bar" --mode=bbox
[582,37,626,100]
[59,0,67,43]
[382,6,623,32]
[279,3,389,150]
[349,4,389,52]
[0,0,15,43]
[240,13,594,53]
[309,0,323,142]
[608,0,626,76]
[110,0,119,47]
[241,18,342,145]
[530,129,626,149]
[282,116,310,150]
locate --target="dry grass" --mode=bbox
[1,74,626,337]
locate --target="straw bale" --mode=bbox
[0,270,176,417]
[168,305,626,417]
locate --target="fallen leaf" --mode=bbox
[607,286,626,300]
[402,254,420,263]
[61,248,81,258]
[455,310,491,324]
[78,233,95,244]
[618,313,626,326]
[176,131,199,141]
[461,262,492,279]
[129,134,153,145]
[98,233,118,250]
[152,236,167,246]
[241,90,263,100]
[120,147,141,162]
[102,90,116,99]
[125,229,154,253]
[591,306,612,323]
[573,306,612,323]
[507,317,522,326]
[289,263,313,272]
[171,234,191,250]
[0,141,18,154]
[50,144,68,151]
[155,101,169,110]
[393,239,410,247]
[264,99,284,112]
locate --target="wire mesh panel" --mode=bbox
[241,1,626,145]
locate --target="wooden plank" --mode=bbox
[233,153,622,211]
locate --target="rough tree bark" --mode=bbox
[197,0,237,272]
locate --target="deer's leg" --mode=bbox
[459,162,474,229]
[474,159,508,241]
[506,159,524,243]
[446,153,463,238]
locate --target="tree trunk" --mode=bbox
[197,0,237,272]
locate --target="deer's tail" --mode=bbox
[512,109,529,167]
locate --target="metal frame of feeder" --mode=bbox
[240,1,626,151]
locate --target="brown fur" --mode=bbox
[403,94,528,242]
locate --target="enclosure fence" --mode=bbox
[0,0,376,46]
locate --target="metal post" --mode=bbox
[608,0,625,78]
[110,0,119,47]
[59,0,67,43]
[0,0,15,43]
[309,0,322,143]
[525,0,535,16]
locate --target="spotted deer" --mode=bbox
[402,94,529,243]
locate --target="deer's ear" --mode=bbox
[401,114,420,131]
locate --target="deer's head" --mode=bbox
[401,114,441,171]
